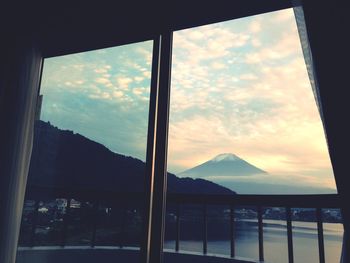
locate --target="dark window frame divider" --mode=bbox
[142,31,173,263]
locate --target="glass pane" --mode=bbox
[33,199,65,246]
[263,207,288,263]
[167,8,336,195]
[207,205,230,256]
[65,199,94,246]
[323,209,343,263]
[234,206,258,259]
[164,6,341,263]
[17,41,153,262]
[292,208,318,263]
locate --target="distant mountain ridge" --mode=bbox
[179,153,267,178]
[178,153,336,194]
[27,121,234,195]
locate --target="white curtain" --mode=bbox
[0,41,42,263]
[293,5,325,129]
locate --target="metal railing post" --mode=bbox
[29,200,40,247]
[286,207,294,263]
[175,203,180,252]
[91,201,99,247]
[230,204,235,258]
[61,198,71,247]
[203,204,207,254]
[316,208,325,263]
[258,206,264,261]
[119,205,127,248]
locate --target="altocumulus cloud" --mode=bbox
[167,8,336,190]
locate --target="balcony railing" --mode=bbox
[20,186,341,263]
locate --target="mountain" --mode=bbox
[179,153,267,178]
[27,121,234,195]
[178,153,336,194]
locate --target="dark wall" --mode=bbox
[302,1,350,261]
[302,0,350,224]
[2,1,292,58]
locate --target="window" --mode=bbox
[167,8,336,195]
[15,4,343,263]
[164,7,341,263]
[17,41,153,253]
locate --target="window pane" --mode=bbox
[323,209,344,263]
[168,8,336,195]
[164,7,341,263]
[17,41,153,262]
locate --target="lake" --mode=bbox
[164,219,343,263]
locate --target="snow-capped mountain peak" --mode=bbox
[179,153,267,179]
[211,153,240,162]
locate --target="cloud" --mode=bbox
[142,71,151,78]
[239,73,258,80]
[273,9,295,22]
[251,38,262,47]
[244,27,300,64]
[211,62,226,70]
[167,8,335,190]
[40,40,153,161]
[174,24,250,66]
[94,68,108,73]
[117,77,133,90]
[134,76,144,82]
[113,91,124,98]
[75,80,84,85]
[136,47,152,65]
[73,64,85,70]
[132,87,147,96]
[95,77,110,84]
[249,20,261,33]
[89,91,111,100]
[39,10,335,191]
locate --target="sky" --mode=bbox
[40,41,153,160]
[39,8,337,191]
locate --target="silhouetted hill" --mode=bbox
[27,121,234,195]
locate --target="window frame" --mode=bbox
[33,2,314,263]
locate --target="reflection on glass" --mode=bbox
[17,40,153,257]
